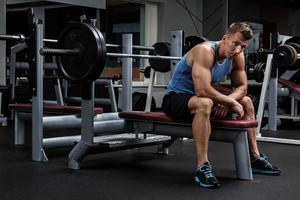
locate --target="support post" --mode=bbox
[32,19,47,162]
[121,34,133,111]
[0,0,6,116]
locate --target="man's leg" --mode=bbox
[239,96,260,160]
[188,97,213,165]
[188,96,220,188]
[239,96,281,175]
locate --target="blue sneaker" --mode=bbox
[195,162,220,189]
[251,155,281,175]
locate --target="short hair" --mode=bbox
[226,22,253,40]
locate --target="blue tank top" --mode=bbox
[166,41,232,95]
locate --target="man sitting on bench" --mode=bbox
[162,22,281,189]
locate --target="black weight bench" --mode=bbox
[119,111,258,180]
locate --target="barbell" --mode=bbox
[38,23,182,83]
[1,22,209,84]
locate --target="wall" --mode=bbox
[202,0,228,41]
[228,0,300,36]
[154,0,204,42]
[289,9,300,36]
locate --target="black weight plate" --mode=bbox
[148,42,171,72]
[143,66,152,78]
[56,22,105,83]
[253,62,265,83]
[89,24,107,79]
[273,45,293,68]
[284,37,300,45]
[184,35,208,53]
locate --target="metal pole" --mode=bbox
[256,54,273,135]
[107,52,181,60]
[107,43,154,51]
[10,43,27,102]
[32,19,47,162]
[0,0,6,116]
[268,73,278,131]
[122,34,133,111]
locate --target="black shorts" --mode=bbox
[162,92,194,122]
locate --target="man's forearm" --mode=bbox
[196,85,238,106]
[228,85,247,101]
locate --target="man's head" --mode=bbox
[226,22,253,40]
[221,22,253,58]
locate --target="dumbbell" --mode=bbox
[273,43,300,70]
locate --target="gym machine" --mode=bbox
[255,41,300,145]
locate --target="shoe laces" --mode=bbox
[201,166,214,179]
[258,156,272,168]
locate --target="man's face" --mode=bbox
[223,32,249,58]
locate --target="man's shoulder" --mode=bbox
[191,42,214,55]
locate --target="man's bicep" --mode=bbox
[231,54,247,87]
[231,68,247,87]
[192,63,212,95]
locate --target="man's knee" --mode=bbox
[193,98,214,116]
[240,96,254,108]
[240,96,255,118]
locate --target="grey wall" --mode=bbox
[155,0,204,42]
[203,0,228,41]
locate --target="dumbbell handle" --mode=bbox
[258,48,274,54]
[0,34,26,43]
[40,48,81,56]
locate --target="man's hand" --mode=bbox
[231,100,244,119]
[214,104,231,119]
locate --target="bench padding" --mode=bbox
[279,78,300,94]
[9,103,103,115]
[119,111,258,129]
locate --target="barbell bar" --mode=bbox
[0,34,155,51]
[40,48,180,60]
[0,34,26,43]
[106,52,181,60]
[40,48,81,56]
[43,39,155,51]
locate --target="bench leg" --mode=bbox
[14,112,25,145]
[157,136,178,155]
[68,140,91,170]
[233,130,253,180]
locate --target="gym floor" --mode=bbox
[0,122,300,200]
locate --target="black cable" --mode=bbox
[202,3,223,22]
[175,0,224,37]
[182,0,201,36]
[204,18,223,37]
[175,0,203,23]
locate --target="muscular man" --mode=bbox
[162,22,280,189]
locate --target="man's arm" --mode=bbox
[229,52,248,101]
[191,45,240,107]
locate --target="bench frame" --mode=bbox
[119,112,255,180]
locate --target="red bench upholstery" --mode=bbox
[8,103,103,115]
[118,111,258,129]
[279,78,300,94]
